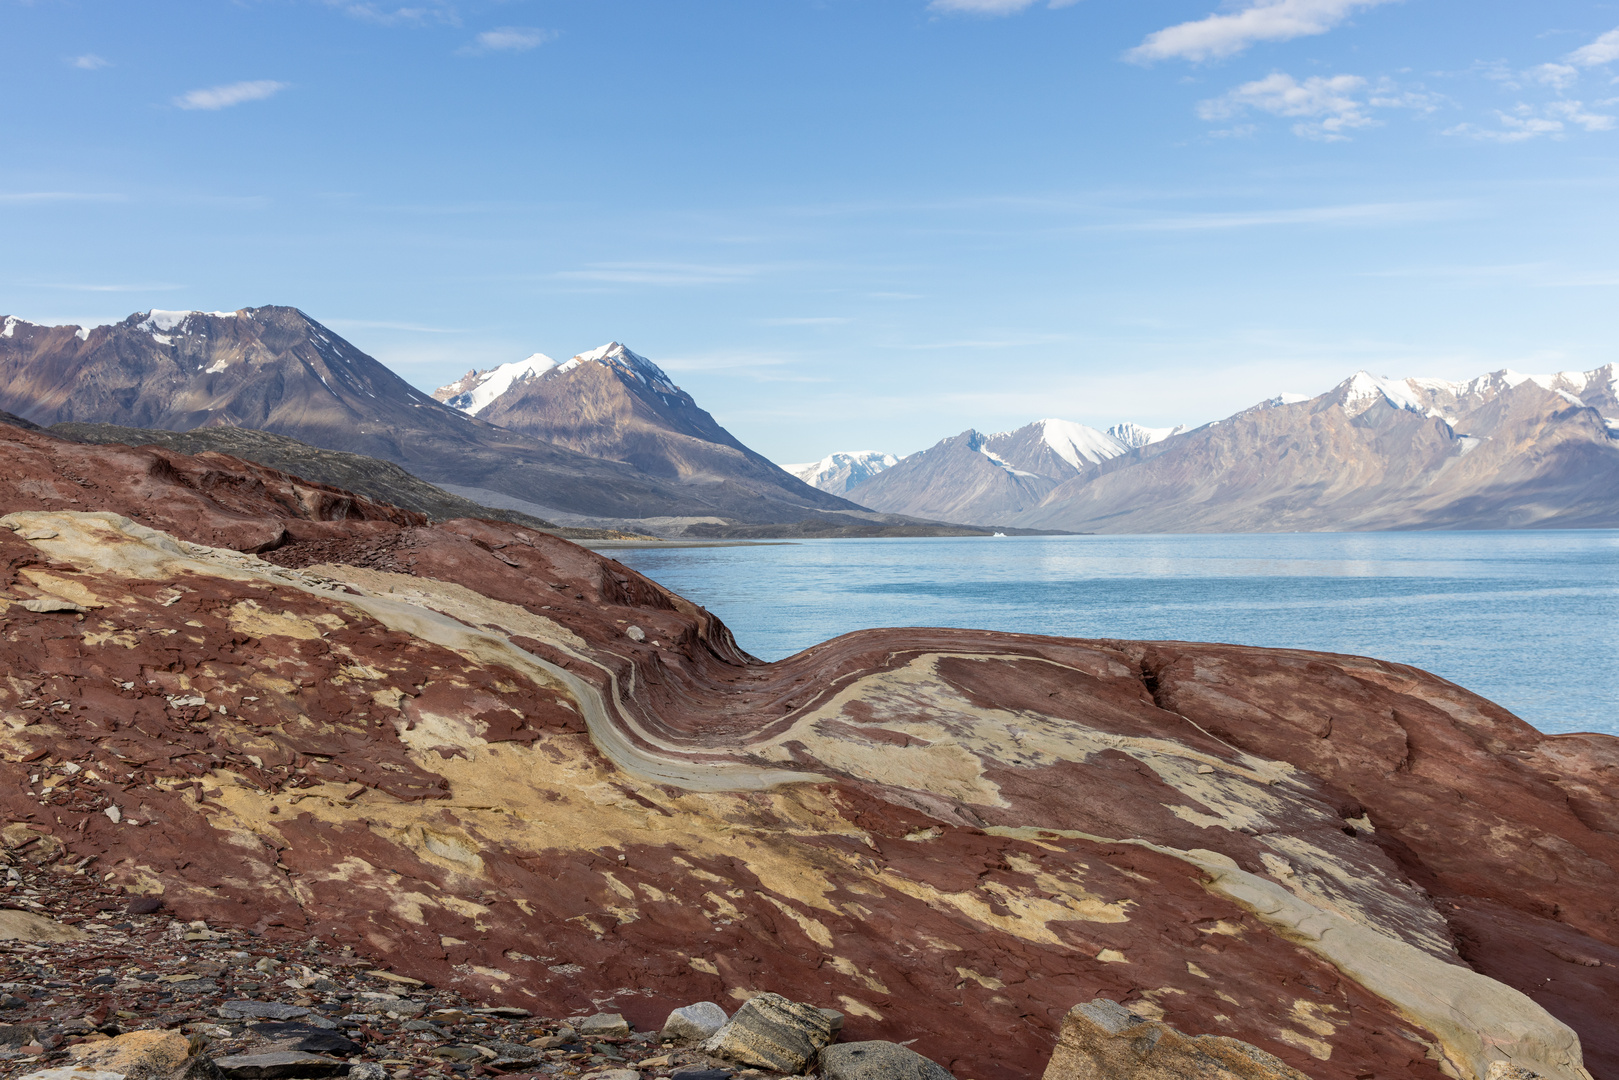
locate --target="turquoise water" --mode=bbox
[607,531,1619,737]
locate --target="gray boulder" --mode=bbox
[660,1002,729,1043]
[701,993,835,1073]
[821,1041,956,1080]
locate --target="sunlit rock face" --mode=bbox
[0,420,1613,1080]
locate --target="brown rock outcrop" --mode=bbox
[1043,999,1312,1080]
[0,419,1614,1080]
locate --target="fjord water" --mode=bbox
[610,531,1619,737]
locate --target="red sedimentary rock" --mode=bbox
[0,421,1612,1080]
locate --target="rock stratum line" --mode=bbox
[0,420,1615,1080]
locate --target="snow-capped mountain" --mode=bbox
[1012,363,1619,532]
[839,362,1619,530]
[1107,422,1188,448]
[842,418,1126,522]
[431,342,854,509]
[783,451,899,496]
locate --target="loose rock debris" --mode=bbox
[0,869,879,1080]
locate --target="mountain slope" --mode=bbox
[0,310,911,533]
[1010,366,1619,532]
[50,421,591,534]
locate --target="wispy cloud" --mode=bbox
[69,54,110,70]
[1447,28,1619,141]
[325,1,460,27]
[927,0,1079,15]
[655,352,797,376]
[556,262,763,287]
[887,333,1070,350]
[0,191,125,204]
[1128,0,1397,63]
[1447,100,1615,142]
[1198,73,1440,140]
[173,80,289,111]
[29,282,183,292]
[322,319,466,333]
[457,27,555,55]
[1116,201,1461,231]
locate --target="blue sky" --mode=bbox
[4,0,1618,461]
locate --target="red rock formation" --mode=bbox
[0,420,1613,1080]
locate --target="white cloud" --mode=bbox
[456,27,556,55]
[1197,72,1437,140]
[1568,27,1619,68]
[1446,100,1615,142]
[928,0,1079,14]
[1117,201,1460,231]
[69,54,109,70]
[173,80,289,111]
[1128,0,1397,63]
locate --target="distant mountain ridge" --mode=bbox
[831,364,1619,531]
[0,309,972,537]
[840,419,1129,525]
[782,451,899,495]
[790,418,1190,502]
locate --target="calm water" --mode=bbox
[608,532,1619,737]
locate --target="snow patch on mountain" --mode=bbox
[975,438,1042,478]
[137,310,237,333]
[1342,371,1435,417]
[1107,422,1188,449]
[557,342,680,395]
[437,353,560,415]
[1033,418,1128,467]
[435,341,683,416]
[784,451,899,495]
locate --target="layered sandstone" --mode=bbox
[0,420,1613,1080]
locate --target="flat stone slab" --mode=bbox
[214,1051,350,1079]
[219,1002,313,1021]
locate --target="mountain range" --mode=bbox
[4,306,1615,534]
[795,367,1619,531]
[0,308,986,538]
